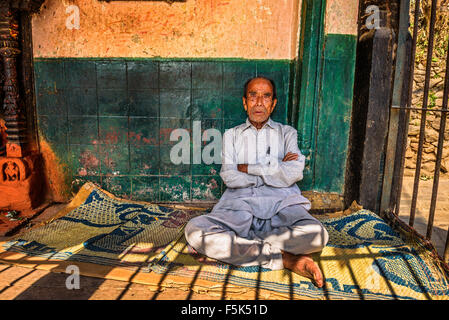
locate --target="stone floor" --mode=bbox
[398,176,449,258]
[0,203,222,300]
[0,263,222,300]
[0,177,448,300]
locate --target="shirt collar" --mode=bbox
[242,118,275,131]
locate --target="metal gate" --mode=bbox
[381,0,449,264]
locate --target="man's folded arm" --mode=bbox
[247,157,304,187]
[247,128,305,188]
[220,164,261,188]
[219,129,262,189]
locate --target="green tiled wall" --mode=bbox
[34,58,292,201]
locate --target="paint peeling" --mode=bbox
[128,131,158,145]
[32,0,299,59]
[134,186,156,197]
[325,0,359,35]
[79,150,100,172]
[0,118,7,147]
[39,138,72,202]
[161,183,190,201]
[192,178,220,200]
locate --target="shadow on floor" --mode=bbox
[12,271,106,300]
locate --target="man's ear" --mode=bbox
[242,97,248,112]
[270,99,278,114]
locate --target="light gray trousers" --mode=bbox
[184,204,329,270]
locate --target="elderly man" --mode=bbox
[185,77,329,287]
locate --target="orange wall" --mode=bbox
[32,0,302,59]
[32,0,359,59]
[325,0,359,35]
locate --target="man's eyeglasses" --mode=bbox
[246,93,273,102]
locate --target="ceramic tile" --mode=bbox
[159,61,191,89]
[99,116,129,145]
[128,89,159,117]
[67,87,97,116]
[68,116,99,144]
[191,89,223,119]
[38,115,68,145]
[96,61,126,89]
[64,60,97,88]
[127,61,158,89]
[192,61,222,89]
[99,144,130,175]
[159,89,191,119]
[36,88,67,116]
[97,88,128,116]
[131,176,159,201]
[69,144,101,176]
[129,117,159,146]
[191,176,222,201]
[129,145,159,175]
[159,176,191,202]
[102,175,132,199]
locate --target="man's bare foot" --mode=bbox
[187,245,209,263]
[282,251,324,288]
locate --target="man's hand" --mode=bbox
[237,164,248,173]
[283,152,299,162]
[237,153,297,172]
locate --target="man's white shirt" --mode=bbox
[220,117,306,189]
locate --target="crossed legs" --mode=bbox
[185,206,329,286]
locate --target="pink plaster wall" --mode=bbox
[32,0,302,59]
[325,0,359,35]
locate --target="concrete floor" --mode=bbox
[398,176,449,258]
[0,263,222,300]
[0,203,224,300]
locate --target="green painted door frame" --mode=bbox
[292,0,357,196]
[292,0,326,190]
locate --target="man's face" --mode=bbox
[243,78,277,125]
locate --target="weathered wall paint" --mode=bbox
[36,139,72,202]
[325,0,359,35]
[32,0,302,59]
[295,0,358,194]
[0,119,6,148]
[34,58,292,202]
[31,0,360,59]
[313,33,357,193]
[28,0,361,203]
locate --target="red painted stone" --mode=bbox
[0,154,44,211]
[6,142,26,158]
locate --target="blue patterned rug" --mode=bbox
[0,183,448,299]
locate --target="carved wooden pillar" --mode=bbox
[0,0,45,215]
[0,119,5,157]
[0,5,26,157]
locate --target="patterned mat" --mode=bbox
[1,182,448,300]
[0,183,204,270]
[148,212,449,300]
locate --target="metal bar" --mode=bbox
[405,0,421,136]
[444,226,449,263]
[409,0,438,228]
[391,33,413,215]
[393,106,411,217]
[391,106,449,112]
[380,0,411,214]
[425,32,449,240]
[390,0,420,215]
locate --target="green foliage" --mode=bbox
[428,92,436,108]
[410,0,449,68]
